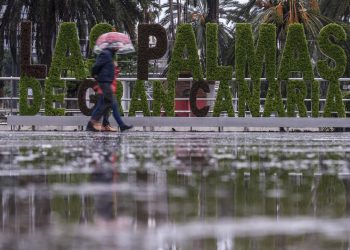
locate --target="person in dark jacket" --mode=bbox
[91,65,125,132]
[87,47,132,132]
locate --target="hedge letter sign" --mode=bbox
[19,21,348,118]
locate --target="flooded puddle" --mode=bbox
[0,131,349,249]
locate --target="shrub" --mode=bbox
[317,23,347,117]
[206,23,232,81]
[116,80,124,116]
[236,23,276,117]
[213,80,234,117]
[287,80,307,117]
[44,78,65,116]
[48,22,86,80]
[45,22,86,116]
[19,76,42,115]
[128,80,150,116]
[166,24,203,116]
[152,80,168,116]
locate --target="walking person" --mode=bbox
[91,63,129,132]
[86,46,133,132]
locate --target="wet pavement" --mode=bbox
[0,131,350,250]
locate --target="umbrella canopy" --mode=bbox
[93,32,135,55]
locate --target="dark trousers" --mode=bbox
[91,82,113,123]
[91,94,125,127]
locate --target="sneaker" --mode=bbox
[120,125,133,132]
[101,124,118,132]
[86,120,102,132]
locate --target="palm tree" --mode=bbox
[226,0,336,69]
[140,0,161,24]
[319,0,350,22]
[0,0,155,70]
[207,0,219,22]
[0,0,160,107]
[319,0,350,77]
[160,0,234,73]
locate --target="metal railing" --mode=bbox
[0,76,350,118]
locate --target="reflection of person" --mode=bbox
[91,167,116,220]
[86,46,132,132]
[91,160,133,230]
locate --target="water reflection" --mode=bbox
[0,132,349,249]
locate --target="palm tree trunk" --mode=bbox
[177,0,181,24]
[0,27,4,107]
[207,0,219,23]
[184,0,188,23]
[169,0,175,40]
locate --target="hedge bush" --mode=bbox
[19,76,42,115]
[166,24,203,116]
[87,23,113,74]
[213,80,234,117]
[236,23,276,117]
[271,24,316,117]
[45,22,86,116]
[264,24,313,117]
[152,80,168,116]
[278,24,314,81]
[323,80,346,117]
[44,78,65,116]
[20,21,47,78]
[263,79,285,117]
[312,80,320,117]
[89,23,113,54]
[48,22,86,80]
[317,23,347,117]
[116,80,124,116]
[137,24,167,80]
[128,80,150,116]
[190,80,210,117]
[317,23,347,81]
[206,23,232,81]
[287,80,307,117]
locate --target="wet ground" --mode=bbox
[0,131,349,250]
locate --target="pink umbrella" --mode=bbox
[94,32,135,55]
